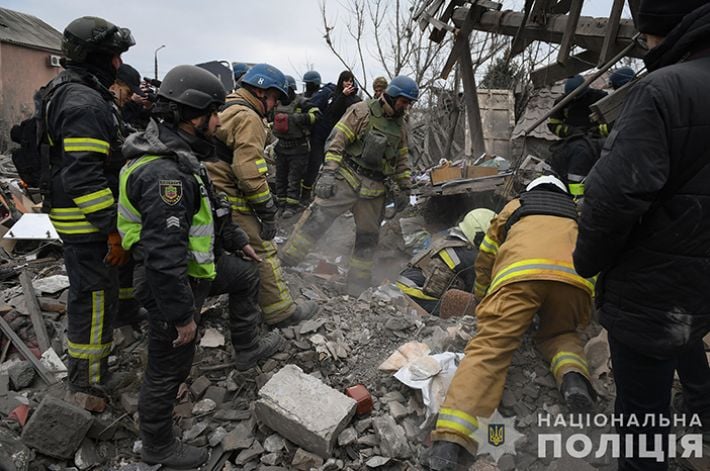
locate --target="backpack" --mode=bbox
[9,73,80,194]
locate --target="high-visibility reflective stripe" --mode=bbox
[396,170,412,180]
[119,287,134,300]
[479,234,499,255]
[301,182,312,190]
[359,186,385,198]
[189,224,212,238]
[260,240,293,316]
[118,204,141,223]
[438,248,460,270]
[117,155,162,250]
[245,189,272,204]
[308,108,319,124]
[436,408,479,438]
[73,188,114,214]
[283,231,315,262]
[350,257,373,269]
[262,297,293,315]
[474,280,488,298]
[489,259,594,295]
[67,340,112,359]
[551,351,590,378]
[325,152,342,164]
[338,166,360,189]
[598,124,609,137]
[399,146,409,156]
[335,122,356,142]
[89,290,105,384]
[285,197,300,205]
[49,220,100,234]
[227,195,250,213]
[396,279,437,301]
[63,137,110,154]
[568,183,585,197]
[255,158,268,174]
[49,207,84,220]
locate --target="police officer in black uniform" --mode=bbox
[118,65,282,469]
[45,16,134,396]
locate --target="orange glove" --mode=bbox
[105,231,130,266]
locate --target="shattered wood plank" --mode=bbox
[460,41,486,158]
[440,3,483,80]
[598,0,626,66]
[19,270,51,353]
[0,315,57,384]
[557,0,583,65]
[430,0,465,43]
[510,0,535,56]
[550,0,572,14]
[451,6,644,58]
[416,0,445,31]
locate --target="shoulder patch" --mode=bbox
[159,180,183,206]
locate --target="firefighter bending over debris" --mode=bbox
[397,208,495,315]
[118,65,281,468]
[45,16,135,397]
[428,175,596,470]
[206,64,318,327]
[280,76,419,296]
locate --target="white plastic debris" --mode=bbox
[394,352,463,417]
[32,275,70,294]
[3,213,60,240]
[40,348,67,380]
[199,328,225,348]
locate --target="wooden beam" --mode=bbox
[460,41,486,158]
[430,0,465,43]
[529,0,557,25]
[598,0,626,66]
[531,49,600,87]
[0,315,57,384]
[417,0,446,31]
[19,271,50,353]
[557,0,583,65]
[440,4,482,80]
[510,0,535,56]
[550,0,572,14]
[451,7,645,58]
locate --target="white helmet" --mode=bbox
[526,175,567,193]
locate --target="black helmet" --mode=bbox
[158,65,226,113]
[62,16,135,63]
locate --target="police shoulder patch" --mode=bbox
[159,180,183,206]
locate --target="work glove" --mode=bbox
[251,197,278,241]
[314,171,337,199]
[394,190,410,213]
[105,231,130,266]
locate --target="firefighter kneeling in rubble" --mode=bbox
[118,65,282,469]
[396,208,495,315]
[428,175,596,470]
[280,76,418,296]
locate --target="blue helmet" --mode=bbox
[232,62,249,81]
[385,76,419,101]
[285,75,297,92]
[303,70,322,87]
[240,63,288,100]
[564,74,585,95]
[609,66,635,89]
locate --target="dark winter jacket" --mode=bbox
[308,83,336,143]
[46,65,123,242]
[573,4,710,357]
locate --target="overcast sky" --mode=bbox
[5,0,617,92]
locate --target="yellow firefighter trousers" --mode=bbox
[232,212,295,324]
[432,280,592,456]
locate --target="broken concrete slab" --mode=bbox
[204,385,227,406]
[189,375,211,399]
[199,327,225,348]
[255,364,357,458]
[221,421,254,452]
[8,360,34,390]
[31,275,69,294]
[21,395,93,459]
[291,448,324,470]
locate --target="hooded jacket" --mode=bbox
[573,4,710,357]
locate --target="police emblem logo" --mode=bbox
[159,180,183,205]
[488,423,505,447]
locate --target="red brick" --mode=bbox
[345,384,373,417]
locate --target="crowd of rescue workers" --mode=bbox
[13,2,710,469]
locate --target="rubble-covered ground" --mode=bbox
[0,203,703,471]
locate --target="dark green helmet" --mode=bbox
[157,65,226,117]
[62,16,135,62]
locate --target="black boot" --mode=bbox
[561,372,595,412]
[142,439,208,469]
[273,301,319,328]
[233,331,284,371]
[428,441,474,471]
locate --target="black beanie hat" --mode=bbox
[637,0,710,36]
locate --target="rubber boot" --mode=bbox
[142,439,208,469]
[428,440,475,471]
[561,371,595,412]
[233,331,284,371]
[273,300,319,328]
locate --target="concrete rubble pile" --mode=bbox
[0,160,702,470]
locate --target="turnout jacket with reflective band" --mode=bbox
[119,120,216,326]
[212,88,272,212]
[323,98,411,197]
[273,96,319,155]
[475,197,593,299]
[46,66,122,241]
